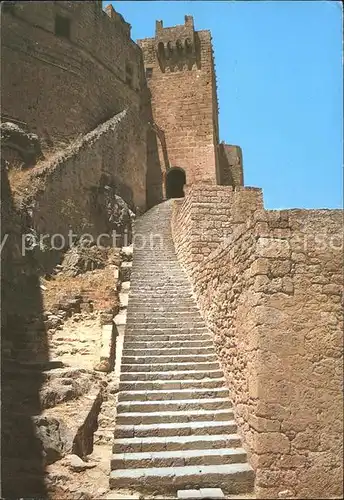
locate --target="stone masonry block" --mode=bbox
[199,488,225,498]
[250,258,269,277]
[177,490,201,499]
[119,261,132,281]
[256,237,291,259]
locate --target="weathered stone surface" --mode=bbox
[67,454,97,472]
[34,385,103,465]
[59,245,112,277]
[33,415,74,465]
[39,368,98,409]
[177,490,201,499]
[277,490,294,499]
[94,324,116,373]
[0,122,43,167]
[199,487,225,499]
[120,245,134,262]
[119,261,132,282]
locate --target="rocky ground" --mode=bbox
[30,244,134,499]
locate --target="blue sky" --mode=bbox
[104,1,343,209]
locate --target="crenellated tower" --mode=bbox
[138,15,221,198]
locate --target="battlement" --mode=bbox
[139,15,202,71]
[154,14,196,65]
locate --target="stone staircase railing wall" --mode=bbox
[171,184,343,499]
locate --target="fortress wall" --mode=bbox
[172,187,343,499]
[171,184,262,274]
[1,1,145,147]
[21,109,146,240]
[138,26,219,186]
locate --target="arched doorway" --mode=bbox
[166,167,186,199]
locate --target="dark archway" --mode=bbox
[166,167,186,199]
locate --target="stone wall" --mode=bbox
[172,184,263,272]
[171,186,343,499]
[19,108,146,240]
[1,1,145,147]
[138,16,220,192]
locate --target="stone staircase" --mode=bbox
[110,200,254,496]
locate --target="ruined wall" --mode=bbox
[171,187,343,499]
[138,16,219,192]
[1,1,145,147]
[17,109,146,241]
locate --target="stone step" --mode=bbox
[113,433,242,453]
[116,408,234,425]
[131,262,181,266]
[130,290,193,294]
[130,269,185,272]
[130,282,191,285]
[132,255,179,258]
[128,306,197,311]
[130,281,190,284]
[118,387,229,402]
[128,298,196,304]
[132,278,191,281]
[129,294,192,298]
[130,285,191,290]
[125,328,209,336]
[121,354,216,365]
[122,346,214,357]
[114,420,237,438]
[124,333,211,342]
[130,287,189,290]
[130,276,188,281]
[127,311,202,318]
[123,339,211,347]
[119,378,226,392]
[127,303,199,309]
[127,311,200,316]
[120,362,220,373]
[127,314,202,319]
[117,397,231,414]
[126,318,204,325]
[111,447,247,469]
[109,462,254,494]
[131,263,182,266]
[131,260,180,263]
[132,267,183,271]
[129,300,193,304]
[124,339,213,349]
[129,291,193,296]
[131,268,185,272]
[120,369,224,382]
[126,322,206,329]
